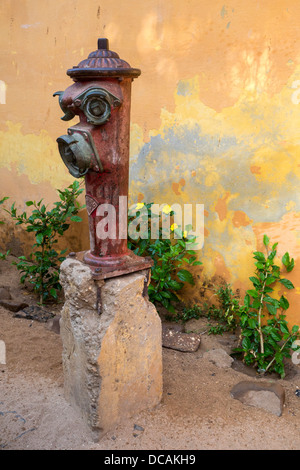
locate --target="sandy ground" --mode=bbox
[1,255,300,451]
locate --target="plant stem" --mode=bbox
[265,335,292,373]
[40,239,45,306]
[258,277,267,355]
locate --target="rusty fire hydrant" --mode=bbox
[54,38,152,279]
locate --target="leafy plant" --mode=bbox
[0,196,9,223]
[233,235,299,378]
[168,284,239,333]
[206,284,238,335]
[7,181,84,304]
[169,303,203,323]
[128,202,202,312]
[0,197,10,260]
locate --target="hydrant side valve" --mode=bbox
[77,87,122,125]
[54,86,122,123]
[57,129,103,178]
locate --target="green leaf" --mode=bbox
[242,336,251,350]
[247,289,259,298]
[255,262,265,270]
[0,197,9,205]
[279,278,294,289]
[161,297,171,310]
[280,323,289,335]
[70,215,82,223]
[248,318,257,329]
[263,234,270,247]
[252,299,261,309]
[268,250,276,261]
[266,303,277,315]
[254,251,265,261]
[249,276,260,287]
[275,351,283,363]
[50,288,58,299]
[279,295,289,310]
[286,259,295,272]
[244,293,250,308]
[265,276,277,286]
[168,280,184,291]
[270,329,282,342]
[25,201,34,206]
[160,291,171,299]
[177,269,194,285]
[35,233,44,245]
[263,296,279,307]
[282,252,290,266]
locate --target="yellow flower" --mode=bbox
[183,230,187,238]
[136,203,144,210]
[162,204,172,214]
[171,223,178,231]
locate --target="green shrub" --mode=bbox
[206,284,239,335]
[233,235,299,378]
[7,181,84,304]
[168,304,203,324]
[128,202,202,312]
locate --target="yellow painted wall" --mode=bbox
[1,0,300,327]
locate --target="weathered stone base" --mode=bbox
[59,258,162,439]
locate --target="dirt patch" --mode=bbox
[1,255,300,450]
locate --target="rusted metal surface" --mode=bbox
[55,39,152,279]
[70,251,153,280]
[67,38,141,80]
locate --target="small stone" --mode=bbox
[162,327,201,352]
[134,424,144,432]
[203,348,234,368]
[0,299,29,312]
[45,315,61,334]
[231,380,285,416]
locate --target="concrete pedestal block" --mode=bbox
[59,258,162,439]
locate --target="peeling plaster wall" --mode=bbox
[1,0,300,326]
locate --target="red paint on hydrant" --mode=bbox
[54,38,152,279]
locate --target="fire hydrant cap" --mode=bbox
[67,38,141,80]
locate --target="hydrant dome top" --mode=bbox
[67,38,141,80]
